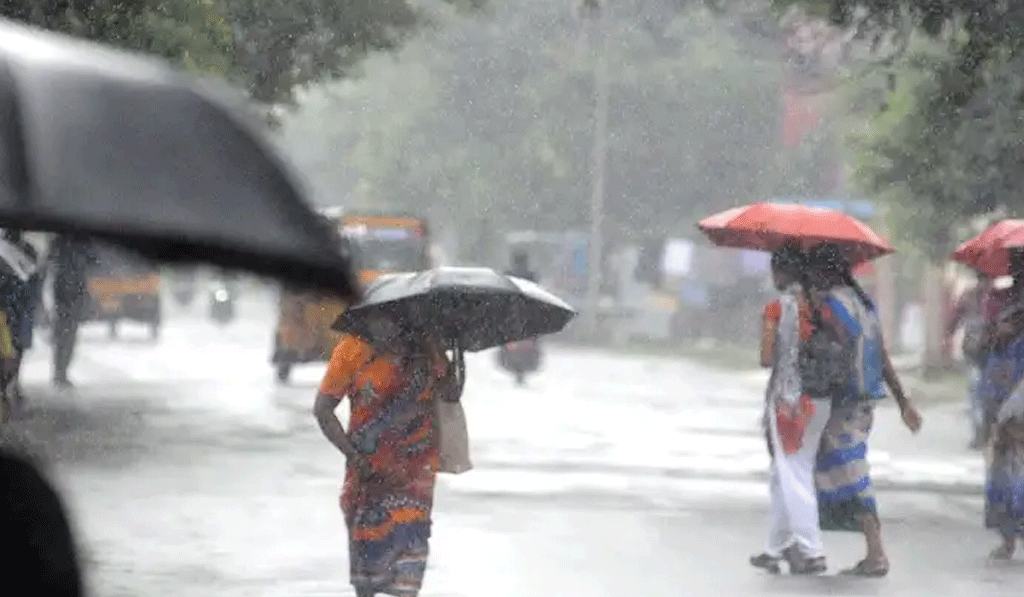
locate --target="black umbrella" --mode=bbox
[0,20,356,299]
[333,267,576,352]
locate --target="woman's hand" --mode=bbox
[900,403,923,434]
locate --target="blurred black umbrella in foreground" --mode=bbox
[0,449,81,597]
[334,267,576,351]
[0,19,357,299]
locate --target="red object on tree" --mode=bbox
[697,202,894,263]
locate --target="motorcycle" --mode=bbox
[497,337,541,386]
[208,282,235,324]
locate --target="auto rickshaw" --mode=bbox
[84,244,162,339]
[271,211,431,382]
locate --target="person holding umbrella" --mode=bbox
[0,18,361,594]
[977,303,1024,559]
[952,223,1024,444]
[699,203,921,576]
[749,244,832,575]
[315,266,575,596]
[313,312,462,597]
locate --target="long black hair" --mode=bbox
[807,243,874,310]
[770,243,806,281]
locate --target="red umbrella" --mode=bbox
[697,202,893,262]
[951,219,1024,275]
[973,226,1024,277]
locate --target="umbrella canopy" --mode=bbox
[975,226,1024,277]
[333,267,576,352]
[951,219,1024,276]
[697,202,894,262]
[0,19,356,299]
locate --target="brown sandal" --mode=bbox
[841,559,889,577]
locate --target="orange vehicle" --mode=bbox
[83,244,162,339]
[271,210,431,382]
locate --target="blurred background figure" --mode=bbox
[947,272,994,448]
[499,250,542,385]
[48,235,94,388]
[0,228,42,416]
[507,249,537,282]
[979,304,1024,560]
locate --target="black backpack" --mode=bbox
[798,294,854,398]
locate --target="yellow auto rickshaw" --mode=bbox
[271,211,431,382]
[84,244,162,339]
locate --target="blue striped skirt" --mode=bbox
[816,402,878,532]
[985,423,1024,537]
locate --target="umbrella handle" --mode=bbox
[450,340,466,393]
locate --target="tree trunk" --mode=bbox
[875,249,898,350]
[922,262,947,376]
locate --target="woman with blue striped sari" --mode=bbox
[806,245,922,577]
[979,305,1024,559]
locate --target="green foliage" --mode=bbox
[782,1,1024,258]
[282,1,802,259]
[1,1,234,74]
[1,0,473,103]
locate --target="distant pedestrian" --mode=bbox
[0,229,42,415]
[49,235,94,388]
[981,304,1024,559]
[946,273,994,448]
[507,249,537,282]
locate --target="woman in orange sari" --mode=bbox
[313,313,457,597]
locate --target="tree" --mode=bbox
[1,0,476,104]
[0,1,235,75]
[281,0,805,260]
[779,1,1024,255]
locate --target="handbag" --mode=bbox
[435,346,472,474]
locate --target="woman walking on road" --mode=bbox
[313,312,461,597]
[987,377,1024,559]
[977,305,1024,559]
[808,244,922,578]
[946,273,994,449]
[750,245,831,575]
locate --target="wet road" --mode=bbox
[7,288,1024,596]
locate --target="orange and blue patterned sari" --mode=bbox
[320,334,446,597]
